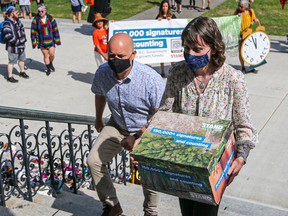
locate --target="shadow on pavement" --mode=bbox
[50,185,103,216]
[67,70,95,84]
[0,58,46,80]
[0,64,21,79]
[74,24,94,36]
[24,58,46,73]
[270,39,288,53]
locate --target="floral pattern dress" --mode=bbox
[160,61,258,161]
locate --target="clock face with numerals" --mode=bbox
[241,31,271,66]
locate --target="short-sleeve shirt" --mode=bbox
[92,28,108,53]
[91,61,166,132]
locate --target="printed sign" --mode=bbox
[109,16,241,64]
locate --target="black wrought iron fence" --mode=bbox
[0,106,130,207]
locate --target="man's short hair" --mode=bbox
[6,6,18,17]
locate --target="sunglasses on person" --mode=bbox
[38,10,45,13]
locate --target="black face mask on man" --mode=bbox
[108,58,131,74]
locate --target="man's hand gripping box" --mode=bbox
[131,111,236,205]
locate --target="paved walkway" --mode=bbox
[1,1,288,215]
[127,0,223,21]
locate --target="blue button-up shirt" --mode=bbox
[91,61,165,132]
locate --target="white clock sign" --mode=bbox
[241,31,271,66]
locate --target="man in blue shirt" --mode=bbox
[88,33,165,216]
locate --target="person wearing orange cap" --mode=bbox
[92,13,108,68]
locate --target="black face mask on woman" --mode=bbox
[108,58,131,74]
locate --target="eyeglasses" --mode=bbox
[38,10,45,13]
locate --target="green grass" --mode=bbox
[29,0,157,21]
[27,0,287,36]
[203,0,288,36]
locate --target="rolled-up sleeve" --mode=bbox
[232,73,258,162]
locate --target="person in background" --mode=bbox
[94,0,111,17]
[160,16,258,216]
[70,0,86,23]
[198,0,211,12]
[175,0,182,14]
[3,6,29,83]
[170,0,176,11]
[92,13,108,68]
[36,0,44,6]
[249,0,254,8]
[0,0,14,17]
[86,0,95,23]
[155,0,176,77]
[235,0,259,73]
[88,33,165,216]
[31,4,61,76]
[188,0,195,10]
[19,0,32,19]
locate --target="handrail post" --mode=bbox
[87,125,93,150]
[19,119,32,202]
[68,123,77,194]
[0,169,5,207]
[45,121,57,197]
[122,150,127,186]
[87,125,95,190]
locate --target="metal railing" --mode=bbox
[0,106,130,207]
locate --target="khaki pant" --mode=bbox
[87,120,159,214]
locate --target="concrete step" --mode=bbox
[4,182,288,216]
[4,196,72,216]
[3,183,180,216]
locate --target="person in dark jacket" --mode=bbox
[94,0,111,17]
[3,6,29,83]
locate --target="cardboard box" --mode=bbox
[131,111,236,205]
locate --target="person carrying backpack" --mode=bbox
[3,6,29,83]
